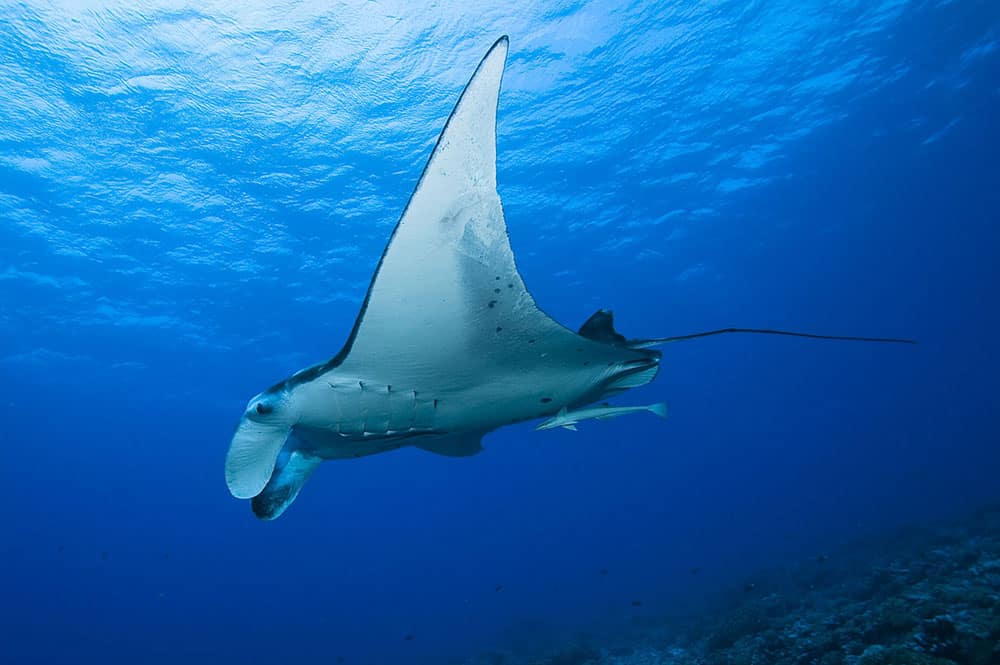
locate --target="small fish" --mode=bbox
[599,568,609,576]
[690,567,701,575]
[631,600,643,607]
[403,634,414,641]
[744,582,756,592]
[536,403,668,431]
[495,585,503,592]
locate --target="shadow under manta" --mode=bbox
[225,36,914,521]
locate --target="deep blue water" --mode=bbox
[2,1,999,664]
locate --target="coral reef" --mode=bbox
[673,505,1000,665]
[464,505,1000,665]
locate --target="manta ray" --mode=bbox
[225,37,913,520]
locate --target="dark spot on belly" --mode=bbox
[495,276,500,280]
[387,384,392,391]
[494,288,500,294]
[488,300,496,308]
[540,397,552,403]
[528,339,535,344]
[507,283,513,288]
[433,399,439,408]
[496,326,503,332]
[584,361,590,366]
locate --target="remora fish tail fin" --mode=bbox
[629,328,917,348]
[649,402,669,419]
[251,449,321,521]
[562,424,578,431]
[225,417,292,499]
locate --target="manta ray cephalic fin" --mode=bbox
[251,448,322,520]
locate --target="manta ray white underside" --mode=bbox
[224,37,663,519]
[224,37,912,520]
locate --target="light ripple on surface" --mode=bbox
[0,0,992,371]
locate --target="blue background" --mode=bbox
[1,1,998,663]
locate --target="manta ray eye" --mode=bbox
[255,402,273,416]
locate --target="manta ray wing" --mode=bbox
[335,36,575,386]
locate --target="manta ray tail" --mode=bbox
[576,310,915,348]
[251,448,321,521]
[629,328,917,347]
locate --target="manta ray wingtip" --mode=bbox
[486,35,509,58]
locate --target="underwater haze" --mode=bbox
[2,1,999,664]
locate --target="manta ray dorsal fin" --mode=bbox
[332,37,576,386]
[578,309,628,345]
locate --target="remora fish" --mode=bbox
[536,403,669,431]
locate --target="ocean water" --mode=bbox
[1,1,998,664]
